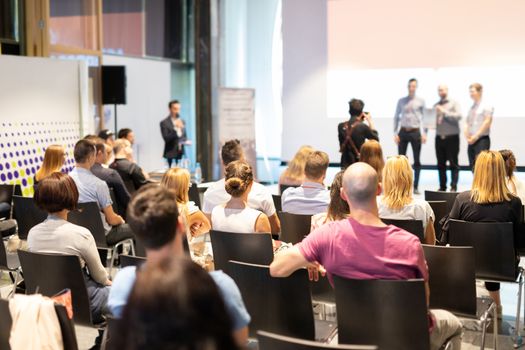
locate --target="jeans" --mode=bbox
[106,223,135,246]
[435,135,460,190]
[430,309,463,350]
[398,129,422,189]
[467,136,490,170]
[83,270,110,324]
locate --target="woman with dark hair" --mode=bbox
[311,171,349,230]
[28,172,111,322]
[500,149,525,203]
[114,257,239,350]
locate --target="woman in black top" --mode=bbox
[443,150,522,317]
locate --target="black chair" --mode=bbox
[0,239,21,296]
[12,195,47,240]
[381,218,424,242]
[120,254,146,268]
[427,201,448,243]
[189,182,202,208]
[102,316,119,350]
[257,330,376,350]
[108,187,126,219]
[279,184,297,195]
[0,298,79,350]
[272,194,282,213]
[209,230,273,274]
[448,219,520,347]
[0,184,21,219]
[278,212,312,244]
[422,245,497,349]
[424,190,459,212]
[229,261,337,342]
[18,250,98,327]
[333,276,429,350]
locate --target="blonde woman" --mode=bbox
[377,156,436,245]
[278,145,314,192]
[359,140,385,183]
[34,145,66,184]
[443,151,522,317]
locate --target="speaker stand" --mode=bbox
[113,104,118,134]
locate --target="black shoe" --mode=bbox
[438,188,446,192]
[413,188,420,195]
[450,186,457,192]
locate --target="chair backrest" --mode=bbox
[424,190,459,212]
[280,184,297,195]
[257,330,377,350]
[278,212,312,244]
[229,261,316,340]
[381,218,424,242]
[67,202,108,248]
[0,298,78,350]
[427,201,448,243]
[448,219,516,282]
[272,194,282,213]
[12,195,47,240]
[210,230,273,274]
[333,276,429,350]
[120,254,146,268]
[18,250,93,326]
[0,184,14,207]
[108,187,125,218]
[422,245,476,317]
[189,182,202,209]
[0,237,12,270]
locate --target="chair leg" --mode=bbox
[515,270,524,348]
[480,303,493,350]
[9,268,21,298]
[108,249,117,279]
[493,301,499,349]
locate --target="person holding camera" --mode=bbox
[338,98,379,169]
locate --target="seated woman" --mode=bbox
[500,149,525,203]
[377,155,436,245]
[212,160,271,234]
[359,139,385,183]
[28,172,111,323]
[114,257,240,350]
[34,144,66,185]
[311,171,349,230]
[443,150,522,317]
[278,145,314,193]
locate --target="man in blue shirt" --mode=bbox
[108,184,250,347]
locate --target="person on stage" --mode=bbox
[394,78,426,194]
[338,98,379,169]
[434,84,462,192]
[465,83,493,170]
[160,100,188,168]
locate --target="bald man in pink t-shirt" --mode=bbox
[270,162,462,350]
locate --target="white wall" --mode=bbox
[103,55,171,172]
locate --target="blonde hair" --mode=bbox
[471,150,511,204]
[305,151,330,180]
[359,140,385,182]
[161,168,191,205]
[35,145,65,182]
[381,155,413,210]
[282,146,314,182]
[224,161,254,198]
[113,139,131,155]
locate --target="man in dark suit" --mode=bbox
[160,100,188,168]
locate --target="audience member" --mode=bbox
[110,139,149,192]
[278,145,314,190]
[117,128,135,145]
[338,98,379,169]
[34,144,66,185]
[378,156,436,245]
[28,172,111,323]
[113,257,240,350]
[443,150,522,318]
[270,162,462,350]
[281,151,330,215]
[97,129,115,146]
[85,136,131,217]
[359,139,385,183]
[500,149,525,203]
[108,185,250,347]
[202,139,280,233]
[211,161,271,234]
[69,139,134,246]
[311,171,349,230]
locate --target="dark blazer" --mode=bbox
[90,163,131,217]
[160,116,187,159]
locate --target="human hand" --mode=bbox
[435,105,444,114]
[190,222,203,236]
[394,135,400,145]
[467,135,477,145]
[307,261,326,281]
[421,134,427,144]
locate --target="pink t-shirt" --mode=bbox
[298,217,428,284]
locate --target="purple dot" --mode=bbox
[22,178,27,186]
[33,149,36,154]
[29,159,33,164]
[13,171,18,178]
[15,151,19,156]
[2,154,6,159]
[6,143,10,147]
[23,160,27,165]
[7,173,12,180]
[5,163,9,169]
[39,156,43,161]
[31,167,36,174]
[0,164,3,171]
[34,157,38,162]
[0,174,5,181]
[9,152,13,157]
[0,144,3,147]
[22,151,25,155]
[17,161,21,167]
[13,142,16,146]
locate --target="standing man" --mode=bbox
[338,98,379,169]
[394,78,426,194]
[465,83,493,170]
[434,85,462,192]
[160,100,188,168]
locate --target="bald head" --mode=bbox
[438,84,448,99]
[342,162,378,206]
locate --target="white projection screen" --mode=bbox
[282,0,525,165]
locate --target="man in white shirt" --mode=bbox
[281,151,330,215]
[202,140,281,234]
